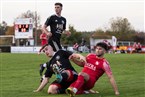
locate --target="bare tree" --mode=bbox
[0,21,8,35]
[109,17,134,33]
[16,10,41,28]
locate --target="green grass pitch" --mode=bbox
[0,53,145,97]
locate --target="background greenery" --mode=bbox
[1,16,145,46]
[0,53,145,97]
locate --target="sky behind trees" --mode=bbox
[0,0,144,31]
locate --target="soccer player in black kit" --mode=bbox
[39,2,71,77]
[42,2,70,51]
[34,44,84,94]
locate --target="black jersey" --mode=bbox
[45,14,66,41]
[45,50,77,78]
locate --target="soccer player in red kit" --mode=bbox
[66,41,120,96]
[40,31,48,46]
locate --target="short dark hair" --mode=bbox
[55,2,63,7]
[39,44,49,52]
[96,42,112,51]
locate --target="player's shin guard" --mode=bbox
[56,74,62,83]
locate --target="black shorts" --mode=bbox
[48,40,62,52]
[50,74,78,93]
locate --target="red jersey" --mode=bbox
[82,53,112,81]
[40,33,48,46]
[137,43,142,48]
[133,43,137,48]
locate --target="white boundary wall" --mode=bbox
[11,46,41,53]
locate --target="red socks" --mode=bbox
[73,75,84,90]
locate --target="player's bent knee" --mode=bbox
[48,85,58,94]
[78,72,89,81]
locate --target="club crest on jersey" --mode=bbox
[61,20,64,24]
[56,55,60,60]
[55,20,58,22]
[95,61,99,65]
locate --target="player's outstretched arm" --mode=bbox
[33,77,50,92]
[107,74,119,96]
[103,63,119,96]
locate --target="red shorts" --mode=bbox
[80,76,96,90]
